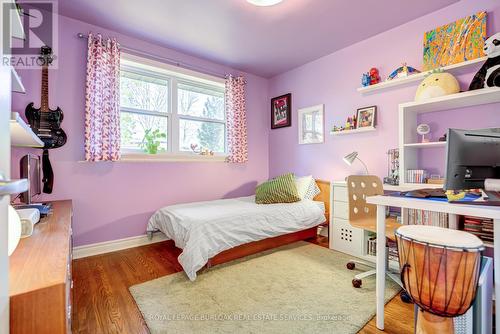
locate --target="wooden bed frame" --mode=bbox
[207,179,330,267]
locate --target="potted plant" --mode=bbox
[141,129,166,154]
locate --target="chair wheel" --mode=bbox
[346,262,355,270]
[352,278,362,288]
[400,290,412,303]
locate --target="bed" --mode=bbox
[147,180,330,281]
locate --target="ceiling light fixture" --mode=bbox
[247,0,283,6]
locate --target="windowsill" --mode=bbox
[119,152,227,162]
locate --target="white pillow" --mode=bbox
[295,175,321,200]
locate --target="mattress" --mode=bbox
[147,196,326,281]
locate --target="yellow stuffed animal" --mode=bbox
[415,71,460,102]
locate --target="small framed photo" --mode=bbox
[356,106,377,128]
[271,93,291,129]
[298,104,324,144]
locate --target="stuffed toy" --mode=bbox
[469,32,500,90]
[415,71,460,101]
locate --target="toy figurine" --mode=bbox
[352,114,357,128]
[345,117,351,130]
[361,73,370,87]
[387,63,421,80]
[369,68,381,85]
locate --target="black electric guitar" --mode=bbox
[25,46,67,194]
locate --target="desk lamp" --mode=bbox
[343,151,369,175]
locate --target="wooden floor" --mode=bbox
[72,236,414,333]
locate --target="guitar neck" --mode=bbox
[41,65,49,112]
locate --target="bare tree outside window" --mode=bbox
[119,60,226,155]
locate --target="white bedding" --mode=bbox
[147,196,326,281]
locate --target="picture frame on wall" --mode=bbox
[298,104,324,144]
[271,93,292,129]
[356,106,376,128]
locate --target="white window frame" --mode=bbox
[119,53,227,162]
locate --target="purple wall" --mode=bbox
[12,1,500,247]
[268,0,500,180]
[11,15,270,246]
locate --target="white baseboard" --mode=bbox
[73,233,168,259]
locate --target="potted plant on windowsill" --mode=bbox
[141,129,166,154]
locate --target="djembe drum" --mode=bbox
[395,225,484,334]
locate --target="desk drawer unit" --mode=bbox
[333,201,349,220]
[333,185,348,203]
[330,183,364,257]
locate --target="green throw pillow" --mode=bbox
[255,173,301,204]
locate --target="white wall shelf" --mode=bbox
[0,179,28,196]
[9,0,25,40]
[403,141,446,148]
[10,112,43,148]
[400,87,500,114]
[330,126,376,136]
[357,57,486,94]
[6,0,25,93]
[11,67,25,93]
[398,87,500,188]
[403,183,443,189]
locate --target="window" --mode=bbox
[119,55,226,158]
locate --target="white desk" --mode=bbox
[366,195,500,332]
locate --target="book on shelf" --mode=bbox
[406,169,427,184]
[405,208,448,227]
[463,216,493,243]
[388,239,398,262]
[366,236,398,262]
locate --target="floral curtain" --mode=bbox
[84,32,121,161]
[225,75,248,163]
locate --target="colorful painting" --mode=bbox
[423,11,487,71]
[271,93,291,129]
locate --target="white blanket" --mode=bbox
[147,196,326,281]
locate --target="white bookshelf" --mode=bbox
[357,57,486,94]
[330,126,376,136]
[398,87,500,188]
[10,112,43,148]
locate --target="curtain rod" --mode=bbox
[76,33,227,80]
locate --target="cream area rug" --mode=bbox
[129,242,400,334]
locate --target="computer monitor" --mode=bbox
[19,154,41,204]
[444,128,500,191]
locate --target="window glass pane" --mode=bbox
[120,71,168,112]
[179,119,225,153]
[178,83,224,120]
[120,112,168,152]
